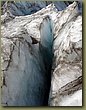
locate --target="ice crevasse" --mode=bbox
[1,2,82,106]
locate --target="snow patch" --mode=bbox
[59,90,82,106]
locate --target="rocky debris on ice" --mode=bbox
[1,2,82,106]
[48,2,82,106]
[1,1,82,16]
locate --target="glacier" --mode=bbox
[1,2,82,106]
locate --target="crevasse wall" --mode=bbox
[1,2,82,106]
[1,15,53,106]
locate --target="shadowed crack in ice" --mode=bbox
[1,15,53,106]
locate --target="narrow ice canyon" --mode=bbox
[1,1,82,106]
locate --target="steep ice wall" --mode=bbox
[39,16,53,103]
[40,16,53,70]
[1,4,54,106]
[1,2,82,106]
[48,2,82,106]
